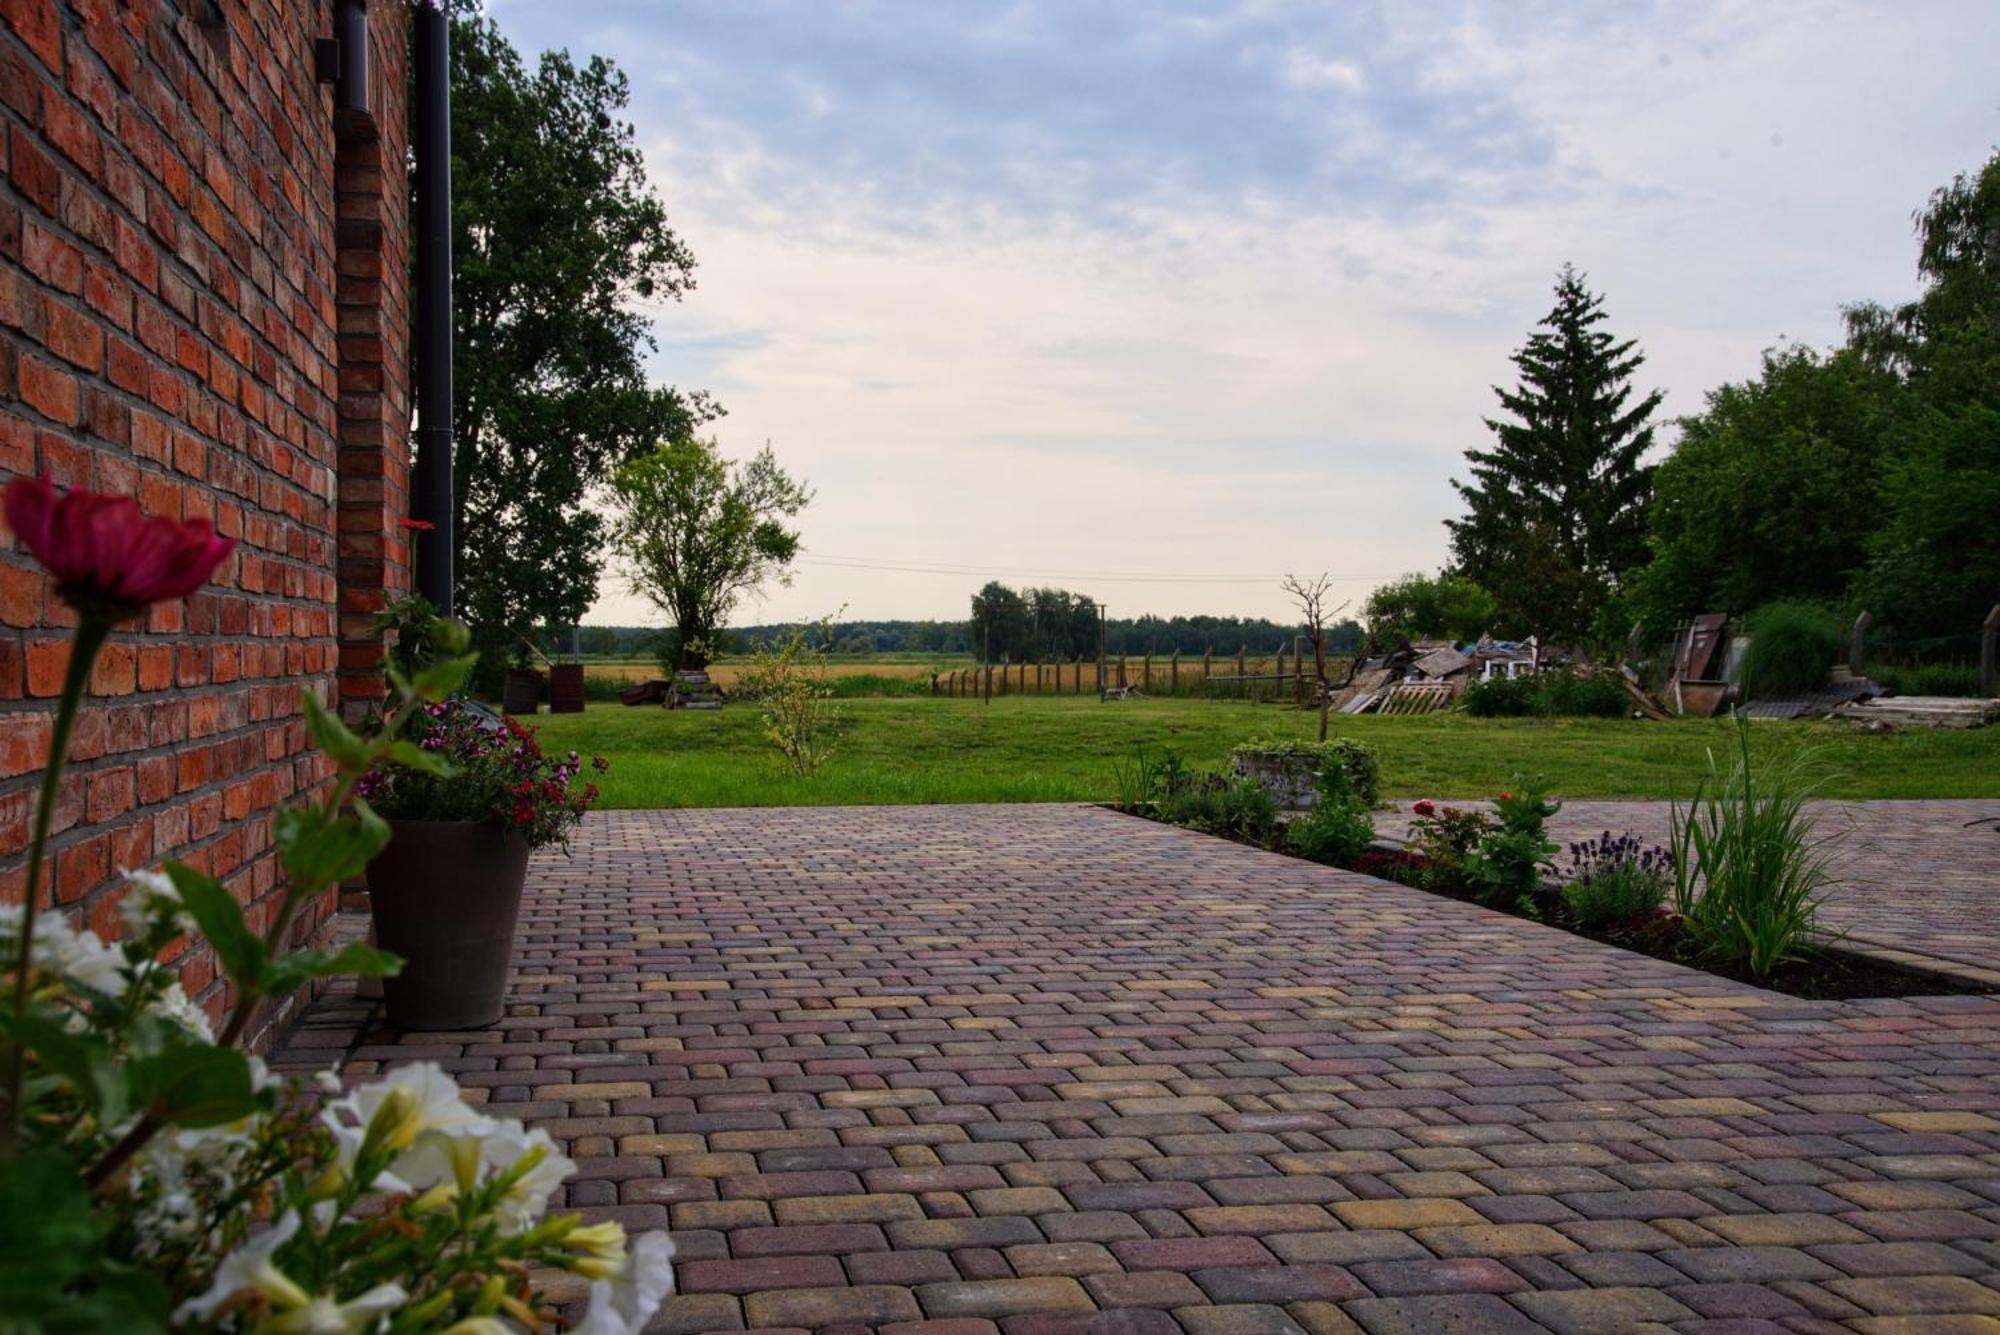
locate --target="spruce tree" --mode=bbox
[1448,266,1662,643]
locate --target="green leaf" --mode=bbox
[0,1148,96,1310]
[300,687,370,773]
[166,863,266,991]
[385,739,453,777]
[263,941,403,998]
[130,1044,261,1128]
[412,652,477,702]
[275,799,391,894]
[0,1012,128,1127]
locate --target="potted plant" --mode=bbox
[503,636,545,715]
[357,701,607,1028]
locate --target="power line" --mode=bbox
[798,552,1407,586]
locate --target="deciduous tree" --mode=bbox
[609,439,812,670]
[445,12,715,676]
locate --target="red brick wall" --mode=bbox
[0,0,411,1042]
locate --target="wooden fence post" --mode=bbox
[1237,644,1247,700]
[1171,651,1180,695]
[1295,634,1307,707]
[1983,604,2000,698]
[1849,610,1872,675]
[1142,652,1152,693]
[1203,646,1212,700]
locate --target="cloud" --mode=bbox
[486,0,2000,626]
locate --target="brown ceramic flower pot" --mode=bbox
[367,820,531,1030]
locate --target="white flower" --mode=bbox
[2,908,127,996]
[176,1210,308,1322]
[573,1230,675,1335]
[482,1125,575,1233]
[147,979,215,1041]
[324,1062,495,1191]
[263,1282,407,1334]
[118,866,193,937]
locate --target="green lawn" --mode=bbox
[526,697,2000,808]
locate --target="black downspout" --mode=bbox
[412,1,454,615]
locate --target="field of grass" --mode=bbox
[525,696,2000,809]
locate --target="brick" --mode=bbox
[743,1285,922,1328]
[678,1255,845,1294]
[915,1278,1094,1319]
[1341,1295,1546,1334]
[1824,1276,2000,1316]
[1332,1198,1484,1230]
[1189,1265,1367,1304]
[1510,1287,1699,1333]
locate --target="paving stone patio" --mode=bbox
[276,805,2000,1333]
[1375,800,2000,982]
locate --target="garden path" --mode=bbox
[277,805,2000,1332]
[1376,799,2000,983]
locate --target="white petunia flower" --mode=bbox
[573,1229,675,1335]
[483,1125,576,1233]
[176,1210,308,1322]
[262,1281,407,1334]
[324,1062,496,1191]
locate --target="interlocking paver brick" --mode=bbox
[916,1278,1094,1318]
[274,805,2000,1331]
[1509,1285,1699,1332]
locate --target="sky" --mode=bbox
[485,0,2000,629]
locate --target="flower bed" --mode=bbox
[1112,726,1989,1003]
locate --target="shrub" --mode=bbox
[737,620,841,776]
[1286,767,1377,866]
[1462,669,1625,717]
[1154,768,1281,847]
[1467,779,1561,910]
[1561,831,1672,928]
[1404,801,1495,895]
[1740,600,1842,697]
[1670,717,1837,975]
[1111,744,1179,811]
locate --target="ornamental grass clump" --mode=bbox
[1670,716,1839,976]
[0,478,674,1331]
[1561,831,1672,929]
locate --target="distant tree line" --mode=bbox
[566,599,1364,663]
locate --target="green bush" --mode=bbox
[1740,601,1841,697]
[1462,670,1626,718]
[1467,779,1560,910]
[1286,767,1377,867]
[1404,802,1494,895]
[1872,662,1982,697]
[1669,718,1835,976]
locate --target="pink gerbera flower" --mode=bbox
[4,477,234,620]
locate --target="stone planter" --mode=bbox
[367,820,531,1030]
[1231,749,1321,809]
